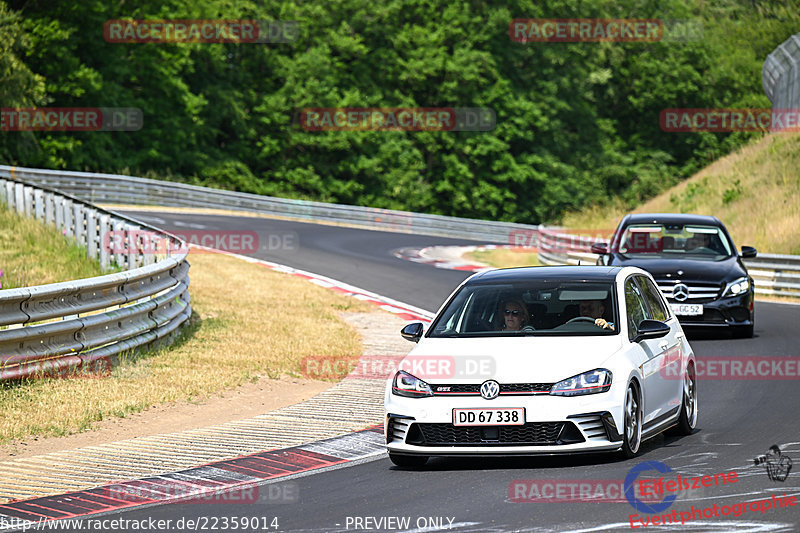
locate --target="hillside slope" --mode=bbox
[563,133,800,254]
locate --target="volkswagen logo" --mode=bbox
[672,283,689,302]
[480,380,500,400]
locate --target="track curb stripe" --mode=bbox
[0,426,385,530]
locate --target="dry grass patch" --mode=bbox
[562,133,800,254]
[0,206,111,289]
[464,248,541,269]
[0,251,372,443]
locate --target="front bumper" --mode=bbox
[385,393,625,456]
[670,291,754,328]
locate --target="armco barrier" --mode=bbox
[537,227,800,299]
[0,165,539,243]
[0,175,191,381]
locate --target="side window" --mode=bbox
[637,276,669,322]
[625,278,647,340]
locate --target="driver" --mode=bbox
[576,300,614,330]
[499,299,530,331]
[686,233,711,251]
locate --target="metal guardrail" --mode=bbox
[0,165,540,244]
[0,175,191,381]
[536,227,800,299]
[763,32,800,109]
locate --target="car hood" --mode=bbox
[405,335,624,383]
[612,255,742,280]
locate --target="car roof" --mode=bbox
[468,266,621,284]
[624,213,721,226]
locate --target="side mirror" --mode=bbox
[740,246,757,259]
[591,242,609,254]
[634,319,670,342]
[401,322,424,343]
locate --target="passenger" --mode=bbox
[578,300,614,330]
[498,299,530,331]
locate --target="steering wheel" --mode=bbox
[566,316,597,324]
[520,325,536,333]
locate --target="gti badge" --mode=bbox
[672,283,689,302]
[480,380,500,400]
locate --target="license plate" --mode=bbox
[452,408,525,426]
[671,303,703,316]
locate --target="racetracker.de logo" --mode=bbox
[509,479,660,503]
[103,229,260,255]
[509,19,664,42]
[1,108,142,131]
[300,354,495,380]
[660,356,800,380]
[104,19,298,43]
[99,480,298,504]
[660,108,800,132]
[299,108,496,132]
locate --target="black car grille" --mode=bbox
[429,383,552,396]
[410,422,577,446]
[657,280,723,303]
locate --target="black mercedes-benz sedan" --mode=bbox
[592,213,756,337]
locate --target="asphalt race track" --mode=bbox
[65,210,800,531]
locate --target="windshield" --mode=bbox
[616,224,733,259]
[428,280,619,338]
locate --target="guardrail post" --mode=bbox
[98,213,111,270]
[55,196,65,229]
[44,192,55,225]
[73,203,86,246]
[127,224,141,269]
[86,208,99,259]
[23,185,34,216]
[34,189,44,220]
[2,180,12,207]
[0,179,7,205]
[113,219,126,268]
[63,199,74,239]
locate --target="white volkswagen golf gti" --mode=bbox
[384,266,697,467]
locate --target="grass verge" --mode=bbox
[0,206,111,289]
[464,248,541,269]
[0,251,372,443]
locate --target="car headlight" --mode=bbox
[723,277,749,297]
[392,370,434,398]
[550,369,612,397]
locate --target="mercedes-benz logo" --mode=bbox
[480,380,500,400]
[673,283,689,302]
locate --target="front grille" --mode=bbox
[657,280,723,303]
[501,383,552,394]
[429,383,553,396]
[412,422,574,446]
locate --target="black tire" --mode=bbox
[388,453,428,467]
[673,364,698,435]
[620,382,642,459]
[733,323,754,338]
